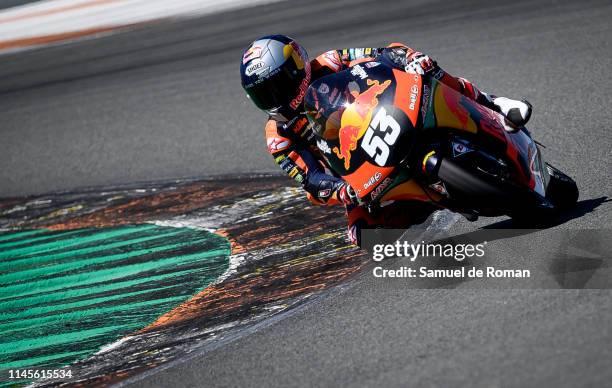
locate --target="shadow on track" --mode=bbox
[377,197,611,289]
[479,196,609,230]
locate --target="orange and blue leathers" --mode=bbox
[265,43,495,245]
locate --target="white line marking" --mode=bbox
[0,0,286,52]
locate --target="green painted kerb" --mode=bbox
[0,224,230,377]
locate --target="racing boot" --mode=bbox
[492,97,533,127]
[454,77,532,127]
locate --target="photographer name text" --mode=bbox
[373,266,530,278]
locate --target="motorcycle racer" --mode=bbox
[240,35,533,245]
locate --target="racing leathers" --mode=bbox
[264,43,514,245]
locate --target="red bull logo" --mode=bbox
[333,79,391,169]
[242,45,262,64]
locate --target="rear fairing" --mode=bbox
[421,76,549,196]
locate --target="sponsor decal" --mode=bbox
[285,164,304,183]
[242,45,262,64]
[354,48,364,58]
[364,61,380,68]
[409,84,419,111]
[333,79,392,170]
[289,42,311,110]
[363,171,383,190]
[267,137,290,152]
[421,84,431,119]
[370,177,393,201]
[318,83,330,94]
[452,141,473,157]
[291,117,308,134]
[429,181,448,195]
[392,48,405,56]
[341,48,349,61]
[245,60,266,76]
[318,188,332,198]
[304,127,316,142]
[350,65,368,80]
[317,139,332,154]
[279,157,293,172]
[289,64,311,110]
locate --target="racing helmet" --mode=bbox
[240,35,311,121]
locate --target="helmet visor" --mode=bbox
[245,64,308,113]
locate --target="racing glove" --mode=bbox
[404,52,436,75]
[337,182,361,206]
[302,170,361,206]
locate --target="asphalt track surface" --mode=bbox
[0,1,40,11]
[1,0,611,386]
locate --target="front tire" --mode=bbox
[545,163,579,210]
[509,163,578,225]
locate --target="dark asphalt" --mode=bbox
[1,0,611,386]
[0,0,41,11]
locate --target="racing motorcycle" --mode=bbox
[304,56,578,223]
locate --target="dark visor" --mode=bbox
[246,66,304,111]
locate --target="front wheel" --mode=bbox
[545,163,579,210]
[510,163,578,225]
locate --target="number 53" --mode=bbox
[361,107,400,166]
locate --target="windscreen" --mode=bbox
[304,70,356,139]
